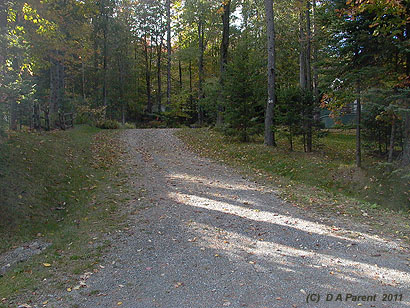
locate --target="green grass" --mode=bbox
[0,125,131,305]
[177,128,409,242]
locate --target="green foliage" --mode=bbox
[121,122,136,129]
[276,87,306,150]
[75,105,107,125]
[161,91,193,126]
[221,40,265,142]
[201,77,221,124]
[95,119,120,129]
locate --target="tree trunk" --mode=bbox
[102,26,108,116]
[81,56,86,101]
[33,102,40,130]
[9,55,19,130]
[10,101,18,130]
[144,36,152,114]
[157,40,163,113]
[305,1,312,91]
[264,0,276,146]
[312,0,320,121]
[305,0,313,152]
[189,59,193,111]
[299,10,307,90]
[57,54,65,114]
[402,112,410,167]
[401,14,410,167]
[356,82,362,168]
[93,33,99,103]
[166,0,171,106]
[198,17,205,125]
[407,14,410,77]
[217,0,231,127]
[179,59,182,89]
[299,1,313,152]
[118,56,125,125]
[289,126,293,152]
[49,54,63,128]
[388,116,396,163]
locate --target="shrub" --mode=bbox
[121,122,135,129]
[96,119,120,129]
[75,105,107,125]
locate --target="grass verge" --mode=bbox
[0,125,131,307]
[177,128,409,244]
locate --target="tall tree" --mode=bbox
[216,0,231,126]
[299,0,313,152]
[264,0,276,146]
[198,15,205,124]
[166,0,171,107]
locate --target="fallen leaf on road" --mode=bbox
[43,263,51,267]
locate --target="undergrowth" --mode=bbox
[0,125,130,306]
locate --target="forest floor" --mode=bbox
[1,128,409,308]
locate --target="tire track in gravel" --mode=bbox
[51,129,410,308]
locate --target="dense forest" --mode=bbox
[0,0,409,167]
[1,1,410,304]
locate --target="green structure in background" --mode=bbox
[320,109,356,128]
[320,102,357,128]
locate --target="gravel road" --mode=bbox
[54,129,409,308]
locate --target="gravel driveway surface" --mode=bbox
[56,129,409,308]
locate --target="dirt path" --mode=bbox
[55,129,409,308]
